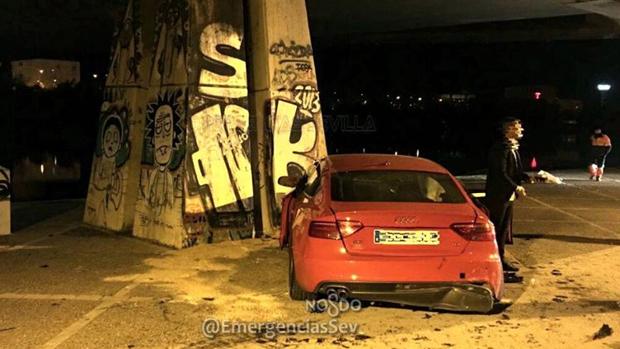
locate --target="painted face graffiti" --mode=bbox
[97,109,129,164]
[143,89,185,171]
[103,123,121,158]
[88,103,131,227]
[154,105,174,166]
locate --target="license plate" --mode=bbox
[373,229,440,245]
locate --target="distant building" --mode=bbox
[11,59,80,89]
[438,93,476,104]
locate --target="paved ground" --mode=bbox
[0,169,619,349]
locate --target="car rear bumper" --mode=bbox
[316,282,495,313]
[294,239,504,301]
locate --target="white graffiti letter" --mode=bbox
[198,23,247,99]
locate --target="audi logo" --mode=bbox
[394,216,417,224]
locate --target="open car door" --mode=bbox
[279,192,295,248]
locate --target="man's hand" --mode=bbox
[516,185,527,198]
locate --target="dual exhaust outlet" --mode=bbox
[325,286,350,300]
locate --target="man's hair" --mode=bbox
[497,117,521,134]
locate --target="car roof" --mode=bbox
[327,154,451,174]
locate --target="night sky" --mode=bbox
[0,0,124,72]
[1,0,619,188]
[1,1,618,97]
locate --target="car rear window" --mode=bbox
[331,170,466,203]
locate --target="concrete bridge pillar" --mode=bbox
[245,0,328,235]
[84,0,326,248]
[0,166,10,235]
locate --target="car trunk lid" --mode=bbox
[331,201,476,257]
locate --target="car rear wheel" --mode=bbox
[288,243,312,300]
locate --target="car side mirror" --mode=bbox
[278,175,303,188]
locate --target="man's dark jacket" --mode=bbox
[484,141,529,245]
[485,141,529,204]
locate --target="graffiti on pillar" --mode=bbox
[270,40,326,205]
[108,0,143,85]
[150,0,189,86]
[140,89,186,214]
[132,0,199,248]
[84,0,143,232]
[0,166,8,235]
[269,40,313,59]
[87,103,131,225]
[0,166,9,201]
[187,19,253,228]
[272,91,320,196]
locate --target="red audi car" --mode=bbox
[279,154,504,313]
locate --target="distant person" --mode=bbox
[485,117,530,280]
[588,128,612,181]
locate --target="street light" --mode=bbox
[597,83,612,107]
[597,83,611,92]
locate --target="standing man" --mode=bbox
[485,117,530,279]
[589,128,612,181]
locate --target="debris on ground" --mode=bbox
[551,270,562,276]
[535,170,564,184]
[593,324,613,340]
[332,336,350,345]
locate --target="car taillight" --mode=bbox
[337,220,364,237]
[451,222,495,241]
[309,221,340,240]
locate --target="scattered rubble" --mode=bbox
[593,324,613,340]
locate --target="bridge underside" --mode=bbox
[308,0,620,44]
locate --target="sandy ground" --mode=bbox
[0,169,619,349]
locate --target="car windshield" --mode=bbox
[331,170,466,203]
